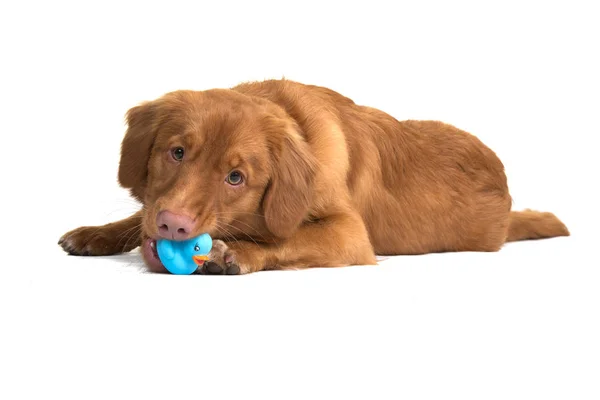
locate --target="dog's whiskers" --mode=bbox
[216,221,263,247]
[221,219,268,242]
[213,211,265,219]
[213,224,242,248]
[118,225,143,251]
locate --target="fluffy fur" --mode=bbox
[59,79,569,274]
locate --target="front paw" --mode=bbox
[199,240,244,275]
[58,226,139,256]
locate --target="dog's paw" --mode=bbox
[58,226,139,256]
[198,240,244,275]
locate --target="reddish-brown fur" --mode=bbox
[59,79,570,274]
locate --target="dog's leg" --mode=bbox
[200,211,377,275]
[59,211,143,256]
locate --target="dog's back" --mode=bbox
[235,79,568,254]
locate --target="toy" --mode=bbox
[156,233,213,275]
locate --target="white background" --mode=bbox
[1,1,598,399]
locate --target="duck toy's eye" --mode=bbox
[194,245,200,252]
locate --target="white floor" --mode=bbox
[4,226,597,400]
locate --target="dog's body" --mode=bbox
[59,79,569,274]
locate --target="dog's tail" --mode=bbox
[506,209,570,242]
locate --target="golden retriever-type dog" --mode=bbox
[59,79,569,274]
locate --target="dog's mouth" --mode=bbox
[141,238,167,273]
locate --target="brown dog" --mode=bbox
[59,79,569,274]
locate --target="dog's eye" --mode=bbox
[226,170,244,186]
[171,147,185,161]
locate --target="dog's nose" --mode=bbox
[156,211,195,240]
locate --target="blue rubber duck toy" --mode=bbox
[156,233,213,275]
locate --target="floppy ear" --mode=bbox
[263,125,317,238]
[117,102,157,203]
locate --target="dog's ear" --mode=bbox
[118,101,158,202]
[263,123,317,238]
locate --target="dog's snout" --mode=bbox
[156,211,195,240]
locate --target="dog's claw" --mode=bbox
[226,264,240,275]
[198,240,242,275]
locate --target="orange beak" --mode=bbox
[192,255,209,266]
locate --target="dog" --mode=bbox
[58,79,570,274]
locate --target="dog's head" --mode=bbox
[118,89,316,268]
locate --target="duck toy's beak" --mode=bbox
[192,255,210,266]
